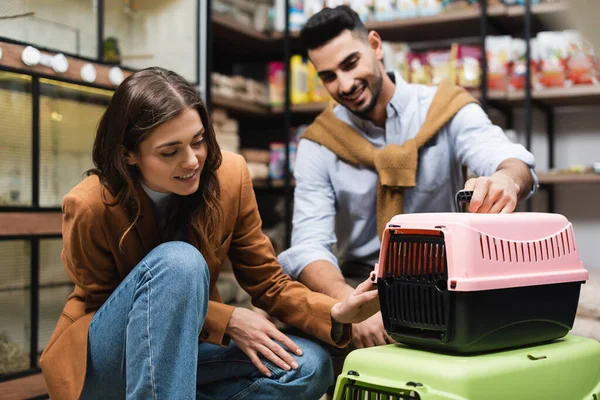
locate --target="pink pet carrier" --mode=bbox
[370,190,589,354]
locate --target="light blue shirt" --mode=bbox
[278,71,538,279]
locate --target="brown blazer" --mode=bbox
[40,151,350,399]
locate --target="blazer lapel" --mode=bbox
[134,184,162,254]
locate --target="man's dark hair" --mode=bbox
[300,5,368,51]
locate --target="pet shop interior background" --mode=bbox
[0,0,599,398]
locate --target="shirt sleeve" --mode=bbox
[277,139,339,279]
[448,102,539,199]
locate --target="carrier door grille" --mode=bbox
[384,233,446,282]
[341,382,421,400]
[380,233,449,337]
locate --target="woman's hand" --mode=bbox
[225,307,302,377]
[330,278,380,324]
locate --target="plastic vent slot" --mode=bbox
[381,234,449,337]
[479,227,575,263]
[341,382,420,400]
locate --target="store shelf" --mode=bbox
[538,172,600,185]
[478,85,600,107]
[534,85,600,106]
[211,93,272,116]
[493,2,570,40]
[272,102,330,114]
[214,86,600,117]
[248,2,570,46]
[0,373,47,399]
[365,5,506,42]
[212,13,275,53]
[270,30,300,41]
[505,1,570,17]
[0,41,131,89]
[508,86,600,107]
[212,93,329,117]
[215,85,600,116]
[0,212,62,236]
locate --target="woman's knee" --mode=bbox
[145,241,210,286]
[289,337,335,395]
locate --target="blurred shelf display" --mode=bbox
[262,1,571,44]
[214,85,600,114]
[0,239,32,375]
[0,373,47,398]
[506,86,600,107]
[38,79,113,208]
[213,2,571,48]
[212,94,272,116]
[212,96,331,116]
[0,2,99,60]
[103,1,198,82]
[0,73,113,212]
[271,102,332,114]
[0,212,62,236]
[381,27,600,108]
[538,172,600,185]
[211,107,240,154]
[505,1,570,17]
[0,72,33,207]
[0,41,133,89]
[212,72,270,115]
[212,13,274,53]
[0,237,70,377]
[360,5,507,43]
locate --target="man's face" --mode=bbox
[308,30,384,118]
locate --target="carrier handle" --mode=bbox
[454,190,473,212]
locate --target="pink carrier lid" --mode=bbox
[372,212,589,291]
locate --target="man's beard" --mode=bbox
[340,69,383,119]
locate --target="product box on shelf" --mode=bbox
[486,35,512,91]
[418,0,443,16]
[455,44,481,89]
[426,49,454,85]
[268,62,285,108]
[509,38,540,92]
[408,52,432,84]
[382,42,411,82]
[538,31,568,88]
[397,0,418,18]
[565,30,598,85]
[291,55,310,104]
[374,0,397,20]
[304,0,325,19]
[351,0,374,21]
[308,61,331,102]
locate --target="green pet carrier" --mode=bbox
[333,334,600,400]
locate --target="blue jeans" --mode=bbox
[80,241,334,400]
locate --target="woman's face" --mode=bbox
[127,107,207,196]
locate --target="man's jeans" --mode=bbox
[80,241,334,399]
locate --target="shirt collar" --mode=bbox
[141,181,171,207]
[388,70,410,117]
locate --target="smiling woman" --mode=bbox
[126,111,207,196]
[37,66,381,400]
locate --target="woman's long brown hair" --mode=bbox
[86,66,223,261]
